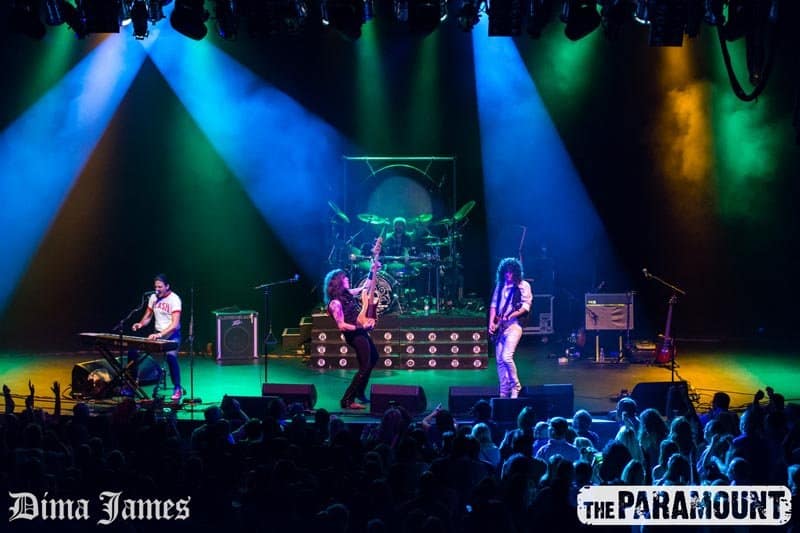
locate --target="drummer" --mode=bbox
[384,217,413,257]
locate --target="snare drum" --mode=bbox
[356,273,397,316]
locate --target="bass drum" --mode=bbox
[356,273,397,317]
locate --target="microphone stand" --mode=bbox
[183,287,201,408]
[110,294,150,398]
[253,276,300,384]
[643,270,687,381]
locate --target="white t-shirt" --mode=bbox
[148,292,182,334]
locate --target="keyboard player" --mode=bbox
[132,273,183,401]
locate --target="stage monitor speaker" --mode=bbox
[490,384,574,422]
[216,311,259,362]
[370,384,427,416]
[490,398,542,423]
[71,356,161,398]
[261,383,317,409]
[448,386,498,416]
[523,384,574,418]
[228,395,280,420]
[631,381,690,416]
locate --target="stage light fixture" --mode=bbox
[526,0,553,38]
[597,0,629,40]
[634,0,688,46]
[147,0,165,21]
[214,0,239,39]
[9,0,47,39]
[685,0,704,37]
[170,0,210,39]
[488,0,523,35]
[321,0,370,40]
[120,0,133,25]
[394,0,447,32]
[44,0,67,25]
[703,0,724,26]
[559,0,600,41]
[632,0,648,24]
[131,0,149,38]
[457,0,483,31]
[721,0,749,41]
[81,0,123,33]
[247,0,308,35]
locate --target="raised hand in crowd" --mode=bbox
[25,379,34,410]
[2,384,14,414]
[51,380,61,417]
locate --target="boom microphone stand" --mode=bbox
[253,274,301,384]
[110,293,152,398]
[642,268,687,382]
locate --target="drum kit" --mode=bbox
[326,199,476,315]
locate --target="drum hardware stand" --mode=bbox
[642,269,686,382]
[254,275,300,384]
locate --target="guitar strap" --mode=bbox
[494,283,515,321]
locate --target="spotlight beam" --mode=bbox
[142,15,351,276]
[0,36,148,312]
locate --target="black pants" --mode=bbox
[341,329,379,406]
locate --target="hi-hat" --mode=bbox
[327,200,350,224]
[357,213,390,225]
[454,200,476,221]
[426,240,450,247]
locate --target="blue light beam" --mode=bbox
[472,21,611,275]
[144,19,351,278]
[0,36,148,312]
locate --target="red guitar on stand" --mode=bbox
[655,295,678,364]
[357,237,382,329]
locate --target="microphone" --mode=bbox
[642,268,651,279]
[144,290,156,295]
[291,274,300,283]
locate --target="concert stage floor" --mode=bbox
[1,339,798,422]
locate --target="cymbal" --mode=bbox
[433,217,454,226]
[454,200,476,221]
[422,235,441,241]
[409,213,433,224]
[357,213,390,225]
[426,240,450,247]
[327,200,350,224]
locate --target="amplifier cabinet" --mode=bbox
[522,294,554,336]
[215,311,259,361]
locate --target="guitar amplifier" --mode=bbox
[585,293,634,331]
[215,311,259,361]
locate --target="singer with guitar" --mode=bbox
[488,257,532,399]
[324,238,382,410]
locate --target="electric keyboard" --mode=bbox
[80,332,178,353]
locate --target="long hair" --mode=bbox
[323,269,347,305]
[496,257,523,285]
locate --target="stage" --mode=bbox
[1,338,797,423]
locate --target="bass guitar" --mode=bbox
[357,237,383,329]
[655,295,677,364]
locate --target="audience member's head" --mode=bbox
[548,417,569,441]
[572,409,593,432]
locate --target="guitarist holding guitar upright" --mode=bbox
[488,257,533,399]
[324,237,382,410]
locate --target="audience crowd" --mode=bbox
[2,382,799,532]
